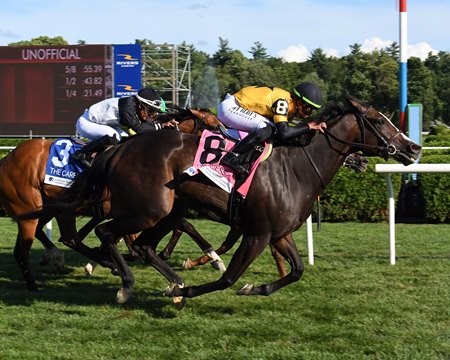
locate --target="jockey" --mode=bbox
[218,82,327,174]
[72,87,177,167]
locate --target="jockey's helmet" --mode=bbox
[136,88,167,113]
[293,83,323,110]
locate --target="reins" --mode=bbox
[176,109,220,135]
[322,109,400,160]
[300,105,402,189]
[301,146,326,190]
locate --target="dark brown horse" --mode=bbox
[0,107,225,290]
[20,96,421,306]
[160,151,369,277]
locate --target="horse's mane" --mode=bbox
[320,102,347,122]
[154,105,210,122]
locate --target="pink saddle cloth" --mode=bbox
[184,130,271,198]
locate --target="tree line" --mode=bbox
[9,36,450,130]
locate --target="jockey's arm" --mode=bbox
[275,120,327,141]
[118,97,142,130]
[275,121,310,141]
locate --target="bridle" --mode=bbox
[302,105,402,190]
[323,107,402,160]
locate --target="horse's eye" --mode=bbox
[376,119,384,125]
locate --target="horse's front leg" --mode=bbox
[35,216,65,271]
[237,233,304,296]
[95,221,135,304]
[170,234,269,299]
[14,220,39,291]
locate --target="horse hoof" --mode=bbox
[161,283,176,296]
[173,295,186,310]
[84,263,95,276]
[111,269,120,276]
[52,248,65,270]
[236,283,254,295]
[39,253,51,267]
[27,284,40,292]
[161,282,184,297]
[182,258,194,270]
[211,259,226,273]
[116,288,131,304]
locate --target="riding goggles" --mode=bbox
[136,94,167,113]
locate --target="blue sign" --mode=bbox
[113,44,142,97]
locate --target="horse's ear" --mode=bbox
[345,95,369,114]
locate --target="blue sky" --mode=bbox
[1,0,449,61]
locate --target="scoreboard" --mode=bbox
[0,44,141,136]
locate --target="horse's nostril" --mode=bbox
[410,143,422,154]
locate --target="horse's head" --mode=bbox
[188,108,223,129]
[343,96,422,165]
[154,107,223,135]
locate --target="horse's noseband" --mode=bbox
[387,144,397,155]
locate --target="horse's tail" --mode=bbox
[62,143,120,202]
[13,198,93,222]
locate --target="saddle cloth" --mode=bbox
[184,130,271,198]
[44,138,85,188]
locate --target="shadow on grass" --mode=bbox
[0,249,187,317]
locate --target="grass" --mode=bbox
[0,218,449,359]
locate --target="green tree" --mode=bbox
[385,42,399,60]
[213,37,233,68]
[342,44,374,102]
[249,41,269,60]
[308,48,344,103]
[8,36,68,46]
[425,51,450,126]
[408,56,437,129]
[367,50,399,116]
[134,39,155,45]
[246,60,277,87]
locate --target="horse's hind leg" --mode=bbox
[133,216,185,286]
[158,227,183,260]
[14,220,39,291]
[183,226,242,271]
[170,234,269,299]
[172,219,225,272]
[237,233,304,296]
[158,218,219,261]
[269,244,287,277]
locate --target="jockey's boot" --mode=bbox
[221,126,272,175]
[72,135,119,168]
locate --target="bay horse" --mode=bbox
[20,96,421,306]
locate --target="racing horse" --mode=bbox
[0,107,224,291]
[159,151,369,277]
[20,96,421,306]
